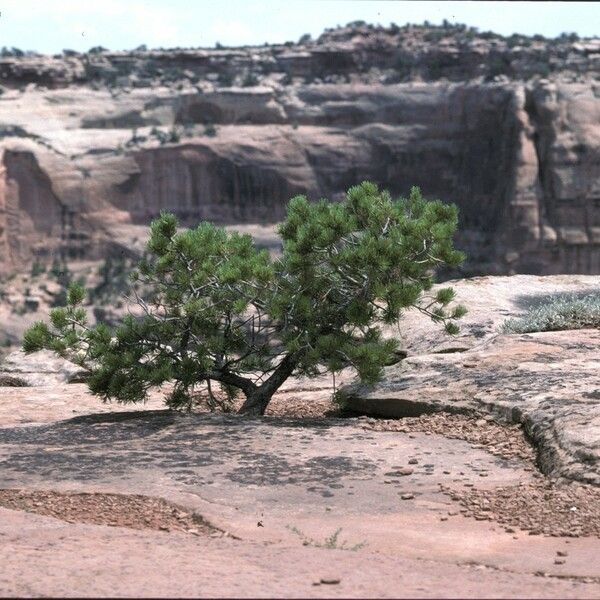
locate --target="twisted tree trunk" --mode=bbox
[238,352,300,415]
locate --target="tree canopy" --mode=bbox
[24,182,466,414]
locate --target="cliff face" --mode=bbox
[0,23,599,275]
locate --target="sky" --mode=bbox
[0,1,597,55]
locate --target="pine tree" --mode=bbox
[23,182,466,415]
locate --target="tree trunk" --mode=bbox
[238,352,299,415]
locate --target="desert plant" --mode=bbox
[23,182,466,415]
[242,71,259,87]
[287,526,366,551]
[49,257,71,285]
[217,71,234,87]
[126,128,147,147]
[203,122,217,137]
[31,260,46,278]
[150,126,169,145]
[502,294,600,334]
[485,55,512,81]
[168,126,181,143]
[90,255,134,304]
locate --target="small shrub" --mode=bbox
[90,256,133,304]
[31,260,46,278]
[558,32,579,43]
[533,62,551,78]
[332,388,351,412]
[204,122,217,137]
[88,46,108,54]
[126,128,147,147]
[424,30,446,43]
[217,71,234,87]
[150,126,169,145]
[502,295,600,334]
[49,258,71,284]
[485,55,511,81]
[242,72,259,87]
[287,526,366,551]
[168,126,181,143]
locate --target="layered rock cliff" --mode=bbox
[0,22,599,275]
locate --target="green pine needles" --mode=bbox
[23,182,466,415]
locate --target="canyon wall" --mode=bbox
[0,23,599,275]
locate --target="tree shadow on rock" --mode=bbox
[0,411,377,492]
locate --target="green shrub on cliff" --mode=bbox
[23,182,466,415]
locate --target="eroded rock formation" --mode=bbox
[345,274,600,486]
[0,23,599,275]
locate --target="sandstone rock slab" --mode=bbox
[390,274,600,355]
[346,329,600,485]
[1,370,600,595]
[0,401,595,581]
[0,350,87,386]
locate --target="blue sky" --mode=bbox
[0,1,597,54]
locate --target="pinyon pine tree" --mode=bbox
[23,182,466,415]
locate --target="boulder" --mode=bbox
[0,350,87,386]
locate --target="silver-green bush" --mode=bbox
[502,295,600,334]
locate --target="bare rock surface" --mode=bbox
[2,507,596,599]
[0,350,87,386]
[347,276,600,486]
[0,383,599,597]
[391,273,600,355]
[2,272,600,596]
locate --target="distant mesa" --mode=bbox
[0,22,599,276]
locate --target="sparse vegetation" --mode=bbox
[1,47,24,57]
[90,256,134,305]
[49,257,71,283]
[242,71,259,87]
[286,525,366,551]
[502,295,600,334]
[30,260,46,278]
[126,128,147,147]
[332,388,351,412]
[217,71,234,87]
[203,122,217,137]
[148,126,182,145]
